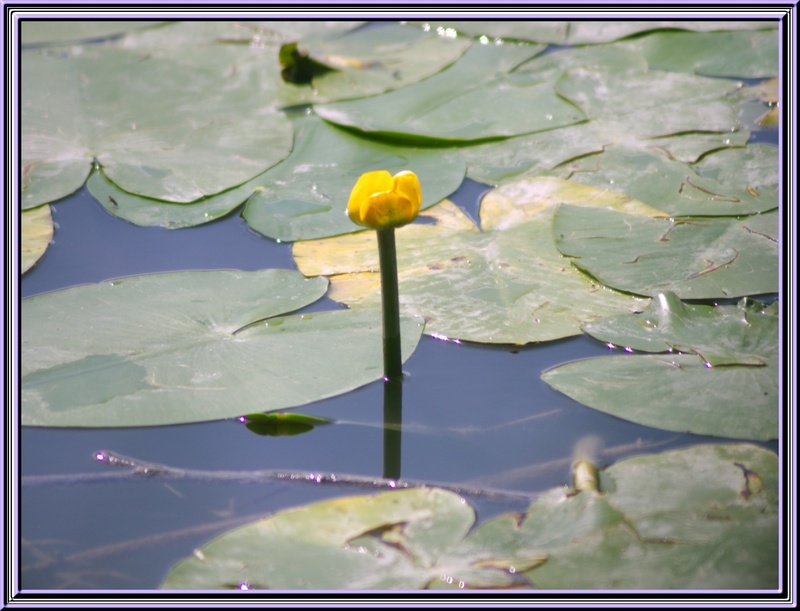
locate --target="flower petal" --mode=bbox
[347,170,393,224]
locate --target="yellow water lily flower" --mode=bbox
[346,170,422,230]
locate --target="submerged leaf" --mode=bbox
[21,269,424,427]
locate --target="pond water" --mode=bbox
[19,172,778,590]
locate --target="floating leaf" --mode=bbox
[463,54,748,185]
[621,29,778,78]
[162,443,776,589]
[517,443,778,588]
[21,269,424,427]
[241,412,332,437]
[22,42,294,207]
[242,114,466,241]
[550,144,777,217]
[424,20,773,46]
[87,114,466,238]
[315,42,585,143]
[555,67,742,138]
[553,204,778,299]
[21,21,162,45]
[583,292,777,362]
[21,204,53,274]
[541,294,778,439]
[276,22,471,106]
[294,177,655,345]
[162,487,546,590]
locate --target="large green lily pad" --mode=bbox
[241,114,467,242]
[550,144,777,217]
[462,51,749,185]
[314,42,585,143]
[87,114,466,239]
[120,21,469,107]
[541,294,778,440]
[162,487,547,590]
[294,177,656,345]
[22,44,294,207]
[21,269,424,427]
[553,204,779,299]
[425,20,774,46]
[21,204,53,274]
[21,21,162,45]
[518,443,778,588]
[161,443,777,589]
[555,66,742,138]
[621,29,778,78]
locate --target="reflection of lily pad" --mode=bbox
[162,443,777,589]
[21,269,424,427]
[315,42,585,143]
[541,294,778,440]
[553,204,779,299]
[21,204,53,273]
[294,177,655,344]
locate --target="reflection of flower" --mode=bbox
[346,170,422,230]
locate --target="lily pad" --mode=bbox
[121,21,469,107]
[583,292,778,360]
[242,114,467,241]
[555,66,742,138]
[87,114,466,239]
[550,144,777,217]
[21,269,424,427]
[162,487,547,590]
[621,29,778,78]
[518,443,778,588]
[463,54,749,185]
[553,204,779,299]
[22,42,294,207]
[314,42,585,143]
[423,20,773,46]
[162,443,777,589]
[293,177,656,345]
[541,295,778,440]
[21,21,162,46]
[21,204,53,274]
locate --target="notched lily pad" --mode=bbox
[162,487,547,590]
[541,294,778,440]
[553,204,778,299]
[21,269,424,427]
[162,443,777,590]
[294,177,656,345]
[314,42,581,143]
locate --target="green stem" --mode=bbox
[376,228,403,382]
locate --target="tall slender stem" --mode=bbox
[376,228,403,382]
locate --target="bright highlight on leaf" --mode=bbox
[346,170,422,230]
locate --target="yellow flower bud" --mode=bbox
[346,170,422,230]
